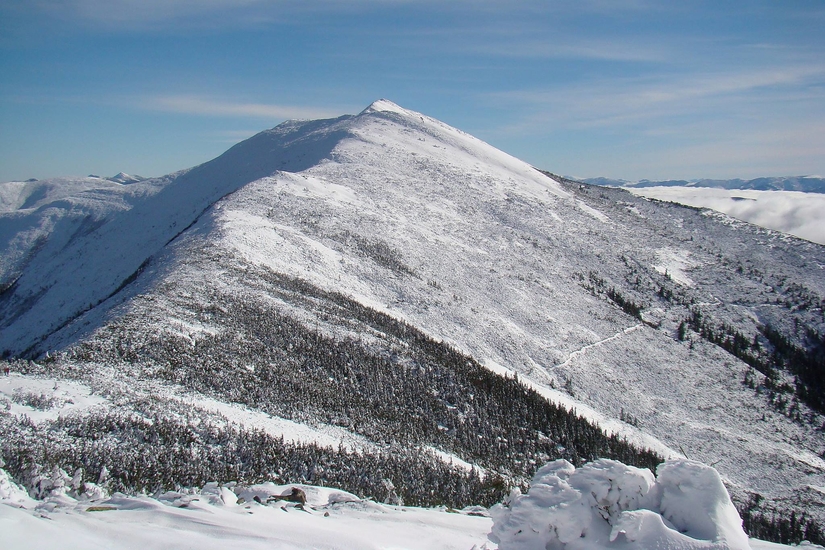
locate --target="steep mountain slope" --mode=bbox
[0,114,354,356]
[1,100,824,531]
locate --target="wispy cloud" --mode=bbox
[12,0,256,24]
[465,38,667,62]
[492,63,825,132]
[547,118,825,181]
[10,0,670,29]
[488,61,825,180]
[656,119,825,170]
[14,0,416,26]
[208,129,263,143]
[140,95,346,120]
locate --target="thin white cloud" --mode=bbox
[141,95,345,120]
[20,0,419,25]
[490,61,825,180]
[207,129,263,143]
[649,120,825,175]
[14,0,671,27]
[561,115,825,182]
[492,63,825,132]
[23,0,260,24]
[467,38,667,62]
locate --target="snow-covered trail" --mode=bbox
[554,323,644,370]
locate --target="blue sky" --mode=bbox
[1,0,823,181]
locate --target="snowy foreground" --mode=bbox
[1,460,815,550]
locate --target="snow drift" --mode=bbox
[489,458,750,549]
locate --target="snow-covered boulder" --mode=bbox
[654,460,751,548]
[489,458,750,549]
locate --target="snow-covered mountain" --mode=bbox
[2,100,824,540]
[107,172,146,184]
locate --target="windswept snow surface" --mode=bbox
[651,247,699,287]
[3,99,825,524]
[161,100,823,518]
[0,470,494,550]
[180,392,379,453]
[0,462,813,550]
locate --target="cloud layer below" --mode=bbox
[627,187,825,245]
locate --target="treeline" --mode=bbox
[331,230,418,278]
[761,325,825,415]
[56,270,662,484]
[64,269,662,481]
[0,406,503,508]
[740,497,825,546]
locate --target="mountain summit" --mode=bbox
[1,101,824,531]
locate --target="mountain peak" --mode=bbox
[108,172,145,184]
[360,99,411,117]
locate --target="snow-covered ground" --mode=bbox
[491,458,752,549]
[2,458,818,550]
[0,471,493,550]
[626,186,825,245]
[0,372,109,424]
[0,371,374,453]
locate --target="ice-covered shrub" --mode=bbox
[489,458,750,550]
[23,465,109,501]
[11,390,62,410]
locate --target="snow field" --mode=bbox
[0,372,110,424]
[0,468,494,550]
[3,457,814,550]
[114,100,825,519]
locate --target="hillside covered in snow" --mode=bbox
[2,100,824,543]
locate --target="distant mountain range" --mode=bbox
[581,175,825,193]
